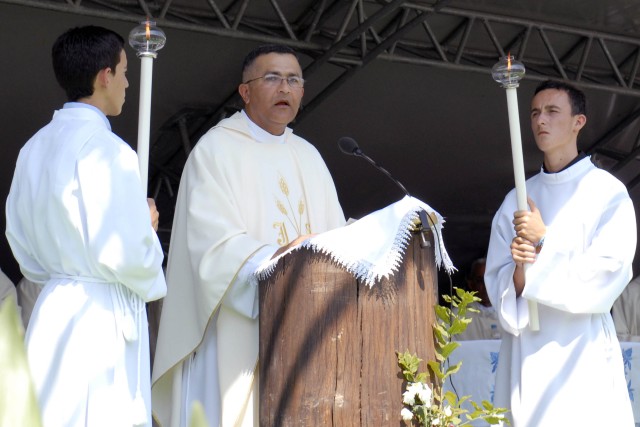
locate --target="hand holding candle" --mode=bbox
[491,55,540,331]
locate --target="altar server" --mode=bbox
[6,26,166,426]
[485,80,635,426]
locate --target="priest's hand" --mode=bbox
[271,234,315,260]
[513,197,546,246]
[148,198,159,232]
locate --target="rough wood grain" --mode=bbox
[259,232,437,426]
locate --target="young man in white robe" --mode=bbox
[5,26,167,426]
[485,80,636,426]
[151,45,345,427]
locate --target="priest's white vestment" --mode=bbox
[485,157,636,427]
[151,112,345,427]
[6,105,167,427]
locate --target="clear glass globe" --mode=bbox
[491,55,525,88]
[128,20,166,56]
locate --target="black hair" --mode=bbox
[241,44,298,77]
[534,80,587,116]
[52,26,125,102]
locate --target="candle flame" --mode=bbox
[507,53,511,71]
[145,22,150,40]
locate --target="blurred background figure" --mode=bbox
[456,257,502,340]
[612,275,640,342]
[16,277,40,330]
[0,267,18,318]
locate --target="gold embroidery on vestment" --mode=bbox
[273,222,289,246]
[274,174,312,245]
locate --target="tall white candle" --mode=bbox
[505,86,540,331]
[129,20,166,193]
[137,55,154,192]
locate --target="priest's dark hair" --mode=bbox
[52,26,125,102]
[241,44,299,79]
[534,80,587,117]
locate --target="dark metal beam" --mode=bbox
[8,0,640,196]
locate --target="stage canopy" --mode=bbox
[2,0,640,283]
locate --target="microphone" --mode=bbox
[338,137,436,248]
[337,136,410,197]
[338,136,363,156]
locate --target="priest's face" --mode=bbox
[530,88,585,161]
[104,49,129,116]
[239,52,304,135]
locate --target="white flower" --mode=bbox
[403,381,431,405]
[401,408,414,421]
[402,386,416,406]
[444,405,452,417]
[431,418,441,425]
[416,383,432,405]
[404,381,433,405]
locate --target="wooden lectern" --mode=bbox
[259,230,438,426]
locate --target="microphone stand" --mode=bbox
[352,151,410,197]
[351,150,432,248]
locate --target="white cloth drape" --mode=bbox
[257,195,454,286]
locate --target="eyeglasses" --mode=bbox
[243,73,305,89]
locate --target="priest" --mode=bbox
[151,44,345,427]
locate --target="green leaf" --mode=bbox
[397,350,421,372]
[427,360,444,380]
[439,341,460,359]
[433,324,449,343]
[435,305,452,323]
[443,362,462,378]
[443,390,461,405]
[415,372,429,383]
[484,415,507,425]
[457,395,470,405]
[449,317,472,336]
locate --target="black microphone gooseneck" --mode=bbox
[338,136,438,249]
[337,136,410,197]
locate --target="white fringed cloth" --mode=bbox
[256,196,455,286]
